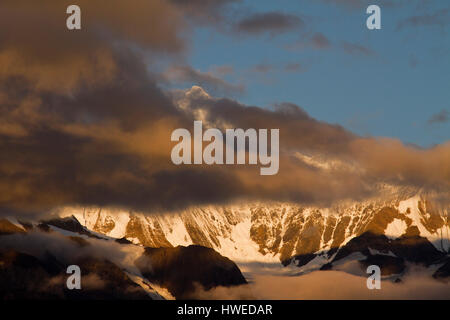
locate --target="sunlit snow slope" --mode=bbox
[59,188,449,273]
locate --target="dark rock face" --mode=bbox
[0,219,25,235]
[359,255,405,276]
[136,245,247,299]
[65,258,150,300]
[390,226,444,265]
[0,249,150,300]
[324,230,446,276]
[0,220,249,300]
[433,258,450,282]
[331,232,392,262]
[41,216,103,239]
[0,220,150,300]
[42,216,86,233]
[0,249,63,299]
[115,237,133,244]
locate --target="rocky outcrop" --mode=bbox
[0,216,248,300]
[0,219,25,235]
[433,258,450,282]
[136,245,247,299]
[40,216,103,239]
[0,249,150,300]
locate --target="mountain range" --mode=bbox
[1,186,449,299]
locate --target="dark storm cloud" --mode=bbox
[0,0,186,93]
[284,63,306,73]
[174,90,450,203]
[309,33,331,49]
[0,0,189,215]
[169,0,240,24]
[250,64,273,74]
[235,12,304,35]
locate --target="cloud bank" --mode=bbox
[193,270,450,300]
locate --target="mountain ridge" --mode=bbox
[55,187,449,284]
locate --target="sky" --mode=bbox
[171,0,450,147]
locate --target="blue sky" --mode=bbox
[176,0,450,147]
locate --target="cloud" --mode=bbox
[170,90,450,201]
[0,0,186,93]
[209,65,235,77]
[288,34,376,59]
[310,33,331,49]
[163,65,244,96]
[428,110,449,125]
[235,12,303,35]
[318,0,398,10]
[0,230,145,275]
[340,41,375,56]
[247,63,307,75]
[398,8,450,29]
[250,64,273,74]
[284,63,306,73]
[193,269,450,299]
[0,0,448,218]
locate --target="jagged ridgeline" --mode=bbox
[0,218,246,300]
[1,186,449,299]
[59,186,449,281]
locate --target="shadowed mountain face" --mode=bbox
[434,258,450,281]
[318,229,447,277]
[136,245,247,299]
[0,249,150,300]
[0,219,26,235]
[0,217,248,300]
[60,190,449,281]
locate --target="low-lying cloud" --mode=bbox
[193,270,450,300]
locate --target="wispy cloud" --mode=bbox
[235,12,303,36]
[398,8,450,29]
[428,109,449,125]
[340,41,376,56]
[163,65,245,96]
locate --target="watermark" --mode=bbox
[366,265,381,289]
[66,265,81,290]
[66,5,81,30]
[65,4,380,32]
[177,304,273,318]
[171,121,279,175]
[366,5,381,30]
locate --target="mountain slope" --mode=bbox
[59,189,449,281]
[0,216,247,299]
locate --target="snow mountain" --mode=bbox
[59,187,450,281]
